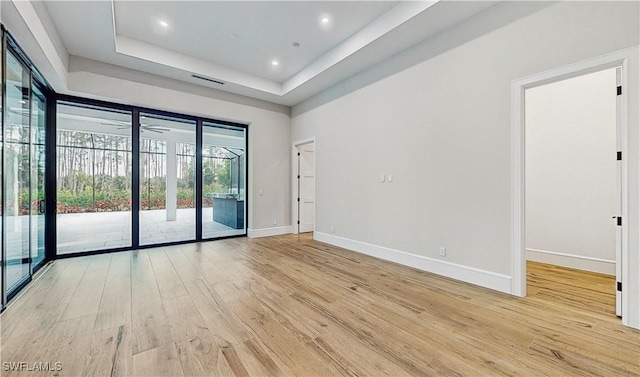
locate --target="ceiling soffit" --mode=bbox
[108,1,438,97]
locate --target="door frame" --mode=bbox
[292,137,315,234]
[511,48,634,324]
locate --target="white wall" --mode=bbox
[525,69,617,274]
[292,1,640,327]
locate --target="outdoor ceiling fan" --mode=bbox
[100,119,170,134]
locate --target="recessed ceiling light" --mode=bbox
[272,60,279,66]
[159,20,169,28]
[320,14,333,28]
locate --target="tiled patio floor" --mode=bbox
[57,207,244,254]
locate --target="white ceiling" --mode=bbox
[114,1,398,83]
[42,1,498,106]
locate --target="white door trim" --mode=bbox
[511,48,632,323]
[292,137,316,234]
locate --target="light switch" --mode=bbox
[387,174,393,182]
[380,174,385,183]
[259,190,264,196]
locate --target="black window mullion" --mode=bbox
[44,91,56,261]
[195,119,203,241]
[244,126,249,234]
[132,109,140,248]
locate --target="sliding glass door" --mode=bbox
[2,45,49,300]
[53,105,247,255]
[3,49,31,293]
[202,122,246,239]
[139,113,196,245]
[56,102,132,254]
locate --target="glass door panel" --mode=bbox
[4,50,31,293]
[201,123,246,238]
[139,113,196,245]
[30,85,46,267]
[0,36,3,303]
[56,103,132,254]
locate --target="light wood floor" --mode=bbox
[1,234,638,376]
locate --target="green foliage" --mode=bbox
[57,187,131,213]
[201,159,231,193]
[57,136,238,213]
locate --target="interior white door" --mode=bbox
[298,143,315,233]
[615,66,623,317]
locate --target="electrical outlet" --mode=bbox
[273,219,277,225]
[439,247,446,257]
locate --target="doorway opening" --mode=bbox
[519,65,624,319]
[293,140,315,234]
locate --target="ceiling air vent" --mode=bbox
[191,74,224,85]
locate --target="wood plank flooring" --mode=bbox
[1,234,638,376]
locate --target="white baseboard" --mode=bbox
[526,248,615,275]
[314,232,512,294]
[248,226,293,239]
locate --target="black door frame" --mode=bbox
[1,29,53,306]
[52,94,249,260]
